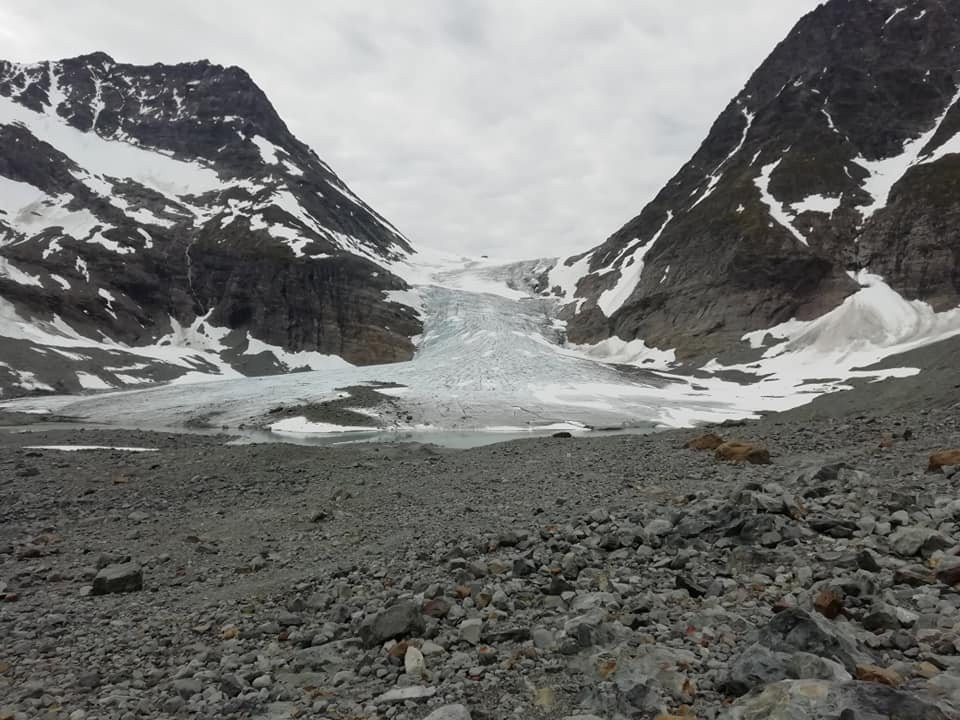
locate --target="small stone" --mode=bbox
[374,686,436,704]
[423,597,451,618]
[423,705,471,720]
[252,674,272,689]
[814,587,844,619]
[460,618,483,645]
[857,549,881,572]
[404,646,426,678]
[173,678,202,699]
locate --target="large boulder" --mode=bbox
[721,679,957,719]
[753,608,864,672]
[716,442,772,465]
[889,526,951,558]
[359,600,425,648]
[929,450,960,473]
[91,562,143,595]
[685,433,725,450]
[723,644,851,696]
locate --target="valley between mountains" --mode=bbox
[3,1,960,720]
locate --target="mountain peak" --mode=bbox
[67,51,115,68]
[0,53,421,397]
[549,0,960,360]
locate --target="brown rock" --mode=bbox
[813,587,844,619]
[935,556,960,586]
[894,565,935,586]
[879,432,895,449]
[929,449,960,473]
[387,640,409,662]
[422,597,451,619]
[685,433,724,450]
[715,442,772,465]
[856,663,903,687]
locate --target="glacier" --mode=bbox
[3,253,960,442]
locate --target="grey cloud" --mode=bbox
[1,1,823,258]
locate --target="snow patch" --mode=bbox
[270,417,372,434]
[857,85,960,219]
[250,135,281,165]
[0,257,43,286]
[597,211,673,316]
[76,372,113,390]
[791,193,842,216]
[0,93,225,197]
[243,335,353,371]
[756,160,807,245]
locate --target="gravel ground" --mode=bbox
[2,371,960,719]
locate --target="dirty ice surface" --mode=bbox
[4,252,960,441]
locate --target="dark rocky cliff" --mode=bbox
[553,0,960,358]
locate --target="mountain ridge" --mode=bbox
[0,52,422,396]
[549,0,960,359]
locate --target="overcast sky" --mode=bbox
[2,1,822,258]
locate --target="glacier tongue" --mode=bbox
[3,259,960,436]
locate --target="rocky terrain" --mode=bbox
[2,395,960,719]
[0,53,421,397]
[551,0,960,360]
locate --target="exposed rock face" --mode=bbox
[550,0,960,358]
[0,53,421,396]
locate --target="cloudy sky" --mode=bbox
[3,1,822,258]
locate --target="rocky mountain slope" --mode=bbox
[0,53,421,397]
[549,0,960,359]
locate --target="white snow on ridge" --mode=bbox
[0,257,43,287]
[597,211,673,317]
[857,85,960,219]
[0,93,225,197]
[251,135,280,165]
[756,160,807,245]
[546,253,593,312]
[883,7,907,27]
[692,105,754,209]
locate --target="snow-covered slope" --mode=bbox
[547,0,960,363]
[0,53,421,397]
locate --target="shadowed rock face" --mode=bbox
[0,53,420,395]
[556,0,960,358]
